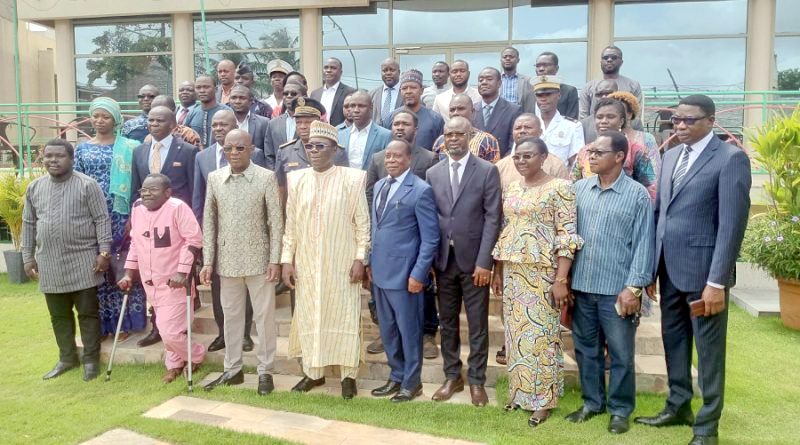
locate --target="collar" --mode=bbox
[324,81,340,92]
[221,162,255,183]
[501,71,518,79]
[589,169,627,194]
[542,110,564,131]
[237,111,251,125]
[482,96,500,109]
[448,151,470,168]
[351,121,372,135]
[384,84,397,92]
[387,168,410,185]
[214,143,224,158]
[151,133,173,149]
[687,130,715,153]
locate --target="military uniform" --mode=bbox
[532,75,585,167]
[275,138,349,188]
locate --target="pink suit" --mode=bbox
[125,197,205,370]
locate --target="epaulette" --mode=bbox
[279,138,298,149]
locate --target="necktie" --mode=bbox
[483,104,493,124]
[451,161,461,199]
[376,177,396,219]
[381,87,394,126]
[219,150,228,169]
[672,145,693,189]
[178,107,189,125]
[150,142,162,174]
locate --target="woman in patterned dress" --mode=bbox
[74,97,147,339]
[492,136,583,427]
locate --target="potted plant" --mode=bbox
[743,107,800,329]
[0,171,39,284]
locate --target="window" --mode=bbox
[323,2,389,47]
[392,0,508,45]
[615,0,747,38]
[512,0,588,41]
[74,20,173,102]
[322,49,390,91]
[775,0,800,91]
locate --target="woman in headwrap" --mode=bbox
[74,97,147,340]
[607,91,662,177]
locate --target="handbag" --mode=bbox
[107,235,130,287]
[560,302,574,331]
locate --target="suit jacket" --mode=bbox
[245,113,270,156]
[369,84,403,126]
[311,82,356,127]
[366,145,438,211]
[515,73,532,103]
[472,97,522,158]
[520,83,580,120]
[425,154,502,273]
[654,136,751,292]
[131,137,198,206]
[192,143,268,224]
[263,114,290,171]
[369,172,440,290]
[338,123,393,170]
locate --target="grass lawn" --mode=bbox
[1,274,798,445]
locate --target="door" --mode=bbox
[396,46,504,89]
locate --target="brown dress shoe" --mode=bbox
[422,335,439,359]
[162,368,183,384]
[431,375,464,402]
[366,337,384,354]
[470,384,488,407]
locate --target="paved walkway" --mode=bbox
[144,396,485,445]
[730,263,780,317]
[81,428,169,445]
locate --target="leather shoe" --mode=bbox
[366,338,384,354]
[371,380,401,397]
[207,336,225,352]
[341,377,357,400]
[495,345,507,365]
[291,375,326,392]
[242,336,254,352]
[634,408,694,428]
[42,361,77,380]
[137,328,162,347]
[391,384,423,402]
[258,373,274,396]
[83,362,99,382]
[422,335,439,359]
[162,368,182,384]
[565,406,605,423]
[431,375,464,402]
[203,370,244,391]
[469,384,488,407]
[608,415,630,434]
[688,435,719,445]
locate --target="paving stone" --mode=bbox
[80,428,170,445]
[168,409,230,425]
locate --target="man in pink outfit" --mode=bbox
[118,173,205,383]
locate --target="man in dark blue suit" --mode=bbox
[473,67,521,158]
[635,95,751,445]
[367,138,439,402]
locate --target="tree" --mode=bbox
[85,24,172,90]
[777,68,800,91]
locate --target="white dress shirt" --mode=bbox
[678,130,715,174]
[348,122,372,169]
[215,143,226,170]
[320,82,340,118]
[447,151,470,184]
[148,134,173,170]
[285,115,296,141]
[376,168,410,210]
[236,112,250,132]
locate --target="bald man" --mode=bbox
[215,59,237,105]
[370,58,403,126]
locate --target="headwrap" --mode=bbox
[607,91,641,120]
[90,97,139,215]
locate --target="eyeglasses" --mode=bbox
[284,91,300,97]
[587,149,616,157]
[304,143,332,152]
[511,153,541,161]
[670,115,708,126]
[222,145,248,153]
[137,94,157,99]
[601,55,620,61]
[444,131,467,138]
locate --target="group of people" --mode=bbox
[22,45,752,445]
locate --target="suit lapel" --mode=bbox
[380,173,414,224]
[332,85,345,113]
[277,115,287,141]
[160,139,180,174]
[487,100,505,133]
[670,137,720,203]
[373,177,385,222]
[361,125,377,168]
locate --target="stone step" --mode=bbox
[80,329,679,392]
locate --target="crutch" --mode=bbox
[105,291,130,382]
[185,262,196,392]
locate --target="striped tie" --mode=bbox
[672,145,693,188]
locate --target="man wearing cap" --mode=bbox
[234,62,274,119]
[282,120,370,400]
[311,57,356,127]
[338,90,392,171]
[531,75,584,167]
[390,69,444,151]
[265,59,293,118]
[431,94,500,163]
[473,67,522,158]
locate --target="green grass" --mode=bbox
[1,274,799,445]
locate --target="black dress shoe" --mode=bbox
[258,373,274,396]
[688,435,719,445]
[608,415,630,434]
[391,384,423,402]
[291,375,326,392]
[42,361,77,380]
[207,336,226,352]
[242,336,254,352]
[203,370,244,391]
[371,380,401,397]
[137,329,162,347]
[565,406,605,423]
[634,408,694,428]
[341,377,357,400]
[83,362,99,382]
[366,338,384,354]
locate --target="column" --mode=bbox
[300,8,322,89]
[173,13,195,95]
[744,0,776,129]
[587,0,614,81]
[54,19,77,141]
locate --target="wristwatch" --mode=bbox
[626,286,643,299]
[99,251,111,259]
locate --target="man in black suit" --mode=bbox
[426,116,501,407]
[263,82,307,167]
[311,57,356,127]
[520,52,580,120]
[473,67,522,158]
[229,85,270,163]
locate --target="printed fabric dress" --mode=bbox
[492,178,583,411]
[74,142,147,336]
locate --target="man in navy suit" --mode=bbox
[338,90,392,171]
[473,67,522,158]
[426,116,502,407]
[635,95,751,445]
[367,138,439,402]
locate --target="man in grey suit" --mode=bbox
[229,85,270,159]
[311,57,356,127]
[473,67,522,158]
[426,116,501,407]
[499,47,531,105]
[370,58,403,128]
[635,95,751,445]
